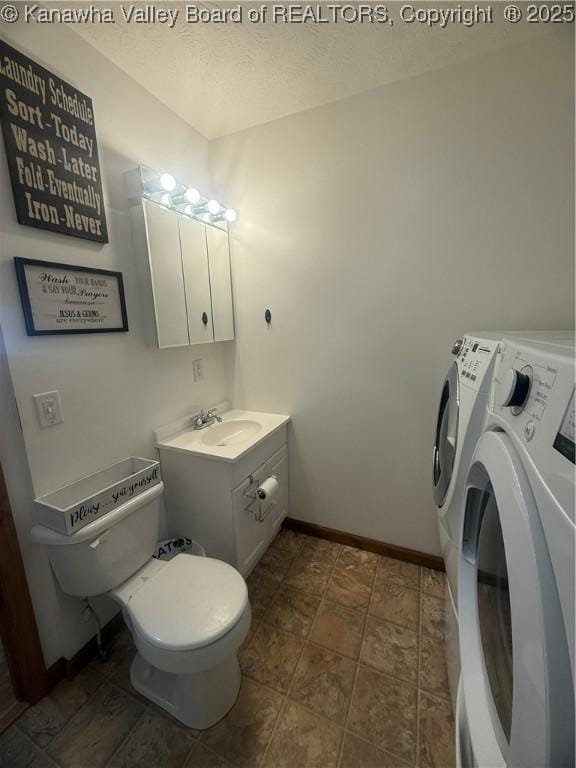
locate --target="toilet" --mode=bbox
[30,482,251,729]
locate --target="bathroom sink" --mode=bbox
[155,407,290,462]
[201,420,262,447]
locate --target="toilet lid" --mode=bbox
[125,554,248,651]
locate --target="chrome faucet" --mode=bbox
[193,408,223,430]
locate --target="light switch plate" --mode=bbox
[33,390,64,428]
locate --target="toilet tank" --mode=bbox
[31,484,164,597]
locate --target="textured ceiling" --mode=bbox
[72,2,549,138]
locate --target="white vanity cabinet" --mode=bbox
[129,199,234,348]
[156,416,289,576]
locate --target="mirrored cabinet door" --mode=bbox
[142,199,189,348]
[179,215,214,345]
[206,225,234,342]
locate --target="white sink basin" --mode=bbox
[201,420,262,447]
[155,407,290,462]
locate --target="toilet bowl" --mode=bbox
[31,483,251,729]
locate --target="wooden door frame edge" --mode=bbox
[0,460,57,703]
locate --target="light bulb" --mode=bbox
[224,208,237,223]
[184,187,201,205]
[159,172,176,192]
[159,193,172,207]
[207,199,220,215]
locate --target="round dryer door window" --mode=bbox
[458,430,574,768]
[433,362,459,506]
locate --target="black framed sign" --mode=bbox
[0,40,108,243]
[15,258,128,335]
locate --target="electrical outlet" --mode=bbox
[33,390,64,428]
[192,358,204,382]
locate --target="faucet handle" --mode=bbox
[206,407,217,418]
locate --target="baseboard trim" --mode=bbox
[46,611,125,691]
[283,517,445,572]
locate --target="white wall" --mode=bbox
[0,23,229,664]
[210,30,575,556]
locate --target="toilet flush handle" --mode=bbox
[89,530,111,549]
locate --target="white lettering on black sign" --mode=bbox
[0,40,108,243]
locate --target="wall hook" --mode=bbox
[265,309,272,324]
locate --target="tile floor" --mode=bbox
[0,532,455,768]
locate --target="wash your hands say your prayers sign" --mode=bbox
[0,40,108,243]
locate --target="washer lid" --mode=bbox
[125,554,248,651]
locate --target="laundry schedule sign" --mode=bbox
[0,40,108,243]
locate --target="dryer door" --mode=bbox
[433,362,460,506]
[458,430,573,768]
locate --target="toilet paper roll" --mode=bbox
[257,475,279,502]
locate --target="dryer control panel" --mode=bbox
[492,336,575,516]
[456,335,500,393]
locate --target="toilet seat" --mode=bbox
[110,554,248,651]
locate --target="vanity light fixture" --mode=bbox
[126,166,238,226]
[172,187,201,206]
[159,172,177,192]
[212,208,237,223]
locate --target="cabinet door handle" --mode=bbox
[202,312,208,326]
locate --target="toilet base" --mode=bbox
[130,651,242,729]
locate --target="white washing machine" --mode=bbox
[456,333,575,768]
[433,332,502,704]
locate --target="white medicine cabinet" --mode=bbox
[129,198,234,348]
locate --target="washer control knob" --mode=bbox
[500,369,531,408]
[451,339,464,356]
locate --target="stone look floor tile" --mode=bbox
[97,629,135,679]
[6,535,455,768]
[299,536,342,564]
[0,725,42,768]
[241,623,304,693]
[264,587,320,638]
[370,580,420,632]
[270,530,306,555]
[309,601,366,660]
[418,692,455,768]
[361,616,419,685]
[421,568,446,599]
[254,549,295,583]
[201,677,283,768]
[336,546,379,575]
[284,559,332,596]
[46,683,143,768]
[29,753,57,768]
[107,709,196,767]
[184,742,233,767]
[340,732,410,768]
[377,557,420,590]
[421,594,445,640]
[325,567,373,612]
[17,665,104,747]
[262,700,343,768]
[290,644,356,725]
[348,667,418,764]
[246,572,278,622]
[419,634,450,700]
